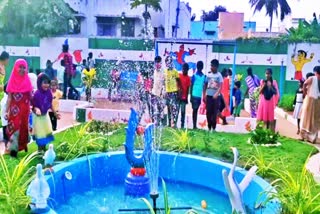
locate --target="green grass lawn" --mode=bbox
[0,124,318,213]
[51,125,317,177]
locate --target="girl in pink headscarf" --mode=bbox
[5,59,33,157]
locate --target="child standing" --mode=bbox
[190,61,206,129]
[1,84,8,147]
[32,73,57,152]
[164,56,180,128]
[57,60,65,91]
[151,56,165,126]
[293,80,304,134]
[50,80,63,131]
[178,63,191,128]
[233,81,242,117]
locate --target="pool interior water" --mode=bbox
[54,181,232,214]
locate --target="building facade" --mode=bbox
[64,0,191,38]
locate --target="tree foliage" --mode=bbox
[130,0,162,36]
[201,5,227,21]
[249,0,291,32]
[281,16,320,43]
[0,0,76,38]
[130,0,162,19]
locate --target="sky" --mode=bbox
[184,0,320,31]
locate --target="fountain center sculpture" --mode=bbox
[124,108,154,197]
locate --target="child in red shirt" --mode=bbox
[178,63,191,128]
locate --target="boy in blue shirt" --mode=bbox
[190,61,206,129]
[233,81,242,117]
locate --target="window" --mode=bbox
[121,18,135,37]
[153,27,158,38]
[97,17,117,36]
[172,26,176,37]
[154,27,165,38]
[68,17,81,34]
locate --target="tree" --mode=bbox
[130,0,162,37]
[249,0,291,33]
[0,0,76,38]
[201,5,227,21]
[281,15,320,43]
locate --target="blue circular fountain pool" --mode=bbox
[45,151,278,213]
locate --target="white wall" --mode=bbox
[178,2,191,38]
[65,0,190,39]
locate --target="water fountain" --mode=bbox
[121,108,192,213]
[123,108,152,196]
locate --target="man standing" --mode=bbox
[44,60,57,81]
[59,40,79,99]
[164,56,179,128]
[203,59,223,132]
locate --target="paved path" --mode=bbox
[275,112,320,182]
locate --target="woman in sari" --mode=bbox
[300,66,320,143]
[245,67,260,118]
[6,59,33,157]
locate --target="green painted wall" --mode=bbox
[216,40,295,96]
[0,34,39,47]
[220,64,297,97]
[213,40,288,54]
[89,38,154,51]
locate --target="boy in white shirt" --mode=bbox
[151,56,166,126]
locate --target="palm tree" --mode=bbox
[130,0,162,37]
[249,0,291,32]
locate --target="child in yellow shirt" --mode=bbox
[50,80,62,131]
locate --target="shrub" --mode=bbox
[264,159,320,214]
[86,120,123,134]
[244,145,274,177]
[0,152,38,214]
[56,122,105,160]
[163,129,194,153]
[278,94,295,112]
[249,122,280,145]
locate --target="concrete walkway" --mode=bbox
[274,109,320,183]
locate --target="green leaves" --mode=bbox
[249,122,280,145]
[266,158,320,213]
[0,152,38,214]
[130,0,162,12]
[278,94,295,112]
[281,18,320,43]
[0,0,76,38]
[249,0,291,31]
[163,128,194,153]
